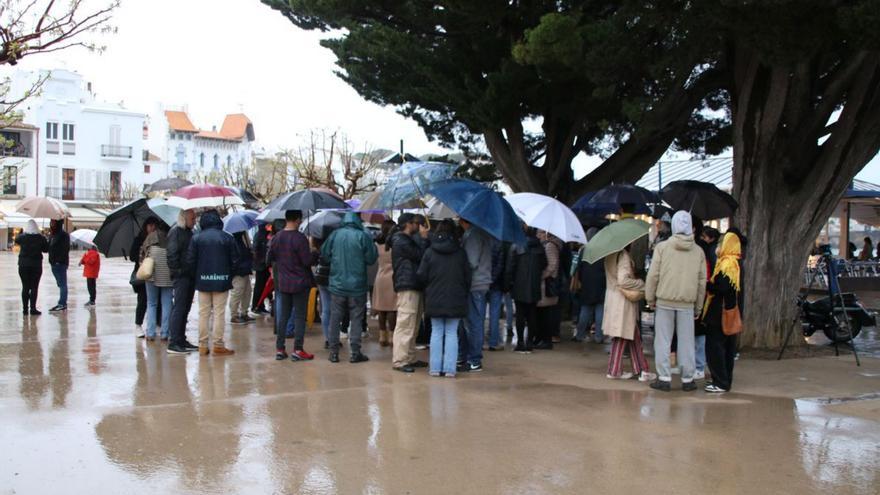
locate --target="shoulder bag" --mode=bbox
[722,303,743,336]
[137,256,155,281]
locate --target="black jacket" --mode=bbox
[417,234,471,318]
[578,259,606,305]
[252,227,270,271]
[490,241,511,291]
[505,235,547,304]
[166,224,194,280]
[391,231,426,292]
[185,210,239,292]
[15,233,48,268]
[232,232,253,276]
[48,229,70,266]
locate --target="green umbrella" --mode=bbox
[581,219,650,264]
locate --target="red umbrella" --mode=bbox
[168,183,244,209]
[257,272,274,308]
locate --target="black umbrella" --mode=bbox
[227,187,262,209]
[93,198,167,258]
[589,183,660,210]
[147,177,192,193]
[257,189,349,222]
[660,180,738,220]
[299,210,345,239]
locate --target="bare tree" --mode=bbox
[290,129,381,199]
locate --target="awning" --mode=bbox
[67,206,109,228]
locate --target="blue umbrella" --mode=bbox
[223,210,259,234]
[378,161,458,208]
[427,179,526,244]
[589,183,659,209]
[571,191,651,218]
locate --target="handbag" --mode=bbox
[722,304,743,336]
[136,256,155,281]
[129,266,145,287]
[620,287,644,302]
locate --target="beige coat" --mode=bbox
[537,235,562,308]
[603,249,644,340]
[371,243,398,312]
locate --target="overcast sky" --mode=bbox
[8,0,879,184]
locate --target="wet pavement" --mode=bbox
[1,253,879,494]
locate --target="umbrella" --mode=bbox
[359,189,422,211]
[425,197,456,220]
[299,210,346,239]
[589,183,659,210]
[147,177,192,193]
[571,191,651,218]
[223,210,259,234]
[506,192,587,244]
[427,179,526,244]
[378,161,458,208]
[147,198,182,227]
[70,229,97,247]
[581,219,650,264]
[167,183,244,210]
[660,180,738,220]
[227,187,262,209]
[310,187,343,199]
[257,189,349,222]
[94,198,171,258]
[16,196,69,219]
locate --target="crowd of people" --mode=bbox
[14,204,746,394]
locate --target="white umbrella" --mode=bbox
[70,229,98,247]
[505,192,587,243]
[16,196,69,219]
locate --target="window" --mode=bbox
[62,123,75,141]
[213,154,218,170]
[227,155,232,167]
[144,164,151,174]
[176,144,185,166]
[200,152,205,167]
[46,121,58,140]
[3,165,17,195]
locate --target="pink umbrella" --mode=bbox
[167,183,244,210]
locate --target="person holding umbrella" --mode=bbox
[15,219,48,315]
[47,218,70,312]
[505,226,547,353]
[130,218,159,338]
[166,210,199,355]
[458,217,493,371]
[390,213,429,373]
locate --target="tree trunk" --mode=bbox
[731,46,880,349]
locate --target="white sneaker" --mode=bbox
[606,372,634,380]
[135,325,145,338]
[415,344,428,350]
[639,371,657,382]
[694,370,705,381]
[670,366,681,375]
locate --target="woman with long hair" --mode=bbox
[140,224,173,342]
[604,244,653,381]
[701,232,743,393]
[372,219,399,347]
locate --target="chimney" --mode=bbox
[212,125,217,132]
[87,82,92,93]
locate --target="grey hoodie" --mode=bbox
[462,226,493,292]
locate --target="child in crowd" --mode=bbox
[80,245,100,307]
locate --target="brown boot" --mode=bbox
[379,330,389,347]
[199,346,210,356]
[212,346,235,356]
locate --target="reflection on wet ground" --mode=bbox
[0,253,878,494]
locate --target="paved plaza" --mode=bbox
[1,252,878,494]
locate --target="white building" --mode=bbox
[5,69,146,203]
[143,104,255,181]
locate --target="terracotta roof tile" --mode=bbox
[219,113,253,140]
[165,110,197,132]
[195,130,238,141]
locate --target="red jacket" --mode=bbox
[80,249,100,278]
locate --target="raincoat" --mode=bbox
[320,212,379,297]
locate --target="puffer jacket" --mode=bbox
[320,212,379,297]
[645,233,707,312]
[418,233,472,318]
[505,235,547,304]
[166,224,193,280]
[186,210,239,292]
[391,230,426,292]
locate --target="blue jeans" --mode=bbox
[145,282,173,338]
[460,290,488,365]
[576,303,604,342]
[695,334,706,372]
[488,290,514,347]
[430,318,460,375]
[51,263,68,306]
[319,285,332,342]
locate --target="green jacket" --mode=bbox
[320,212,379,297]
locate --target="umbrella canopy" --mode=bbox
[378,161,458,208]
[227,187,262,209]
[581,219,650,264]
[257,189,349,222]
[425,197,456,220]
[359,189,423,210]
[147,177,192,193]
[147,198,182,227]
[16,196,69,219]
[94,198,171,258]
[571,191,651,218]
[506,192,586,244]
[70,229,97,247]
[660,180,738,220]
[223,210,259,234]
[427,179,526,244]
[589,183,659,210]
[167,183,244,210]
[299,210,346,239]
[310,187,344,199]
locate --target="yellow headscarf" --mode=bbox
[702,232,741,316]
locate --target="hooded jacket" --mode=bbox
[186,210,238,292]
[320,212,378,297]
[462,226,493,292]
[645,232,707,312]
[166,222,194,280]
[252,226,271,271]
[232,232,253,276]
[15,222,48,268]
[391,230,426,292]
[418,233,472,318]
[48,222,70,266]
[505,235,547,304]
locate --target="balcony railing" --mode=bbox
[1,144,32,158]
[45,187,118,202]
[101,144,133,158]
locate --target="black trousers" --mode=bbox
[86,278,96,302]
[252,268,270,310]
[535,304,559,344]
[134,283,147,326]
[168,276,196,347]
[706,324,737,390]
[515,301,538,347]
[19,266,42,310]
